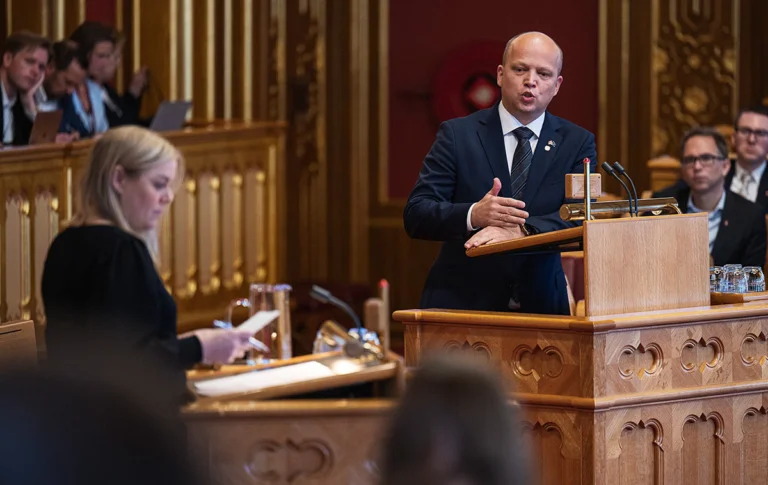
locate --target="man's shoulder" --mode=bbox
[546,112,593,138]
[441,106,494,128]
[726,190,765,218]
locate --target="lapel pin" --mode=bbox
[764,190,768,197]
[724,220,729,227]
[547,140,556,147]
[544,145,551,151]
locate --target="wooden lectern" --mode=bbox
[466,213,711,316]
[395,184,768,483]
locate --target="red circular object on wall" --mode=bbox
[431,42,504,122]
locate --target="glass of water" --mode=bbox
[710,266,723,292]
[744,266,766,292]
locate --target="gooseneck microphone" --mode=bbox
[612,162,639,217]
[601,162,636,217]
[309,285,364,332]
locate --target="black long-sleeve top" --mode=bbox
[42,225,201,398]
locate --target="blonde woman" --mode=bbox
[42,126,252,401]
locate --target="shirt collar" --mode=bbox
[498,102,545,139]
[734,159,767,183]
[1,79,16,109]
[687,190,726,214]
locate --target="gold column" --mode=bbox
[192,0,216,120]
[348,0,369,282]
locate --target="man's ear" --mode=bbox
[2,52,13,69]
[111,165,126,195]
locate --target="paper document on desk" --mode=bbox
[193,361,334,397]
[237,310,281,333]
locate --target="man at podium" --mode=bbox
[404,32,596,315]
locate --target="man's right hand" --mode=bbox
[470,178,529,229]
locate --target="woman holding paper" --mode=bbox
[41,126,254,400]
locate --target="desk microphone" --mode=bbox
[309,285,364,333]
[601,162,636,216]
[612,162,639,217]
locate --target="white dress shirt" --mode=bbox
[1,81,16,144]
[687,190,726,253]
[466,104,546,231]
[730,161,767,203]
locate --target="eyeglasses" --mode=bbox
[736,126,768,139]
[680,154,726,167]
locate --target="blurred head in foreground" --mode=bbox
[380,355,528,485]
[0,361,202,485]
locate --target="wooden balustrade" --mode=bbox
[0,122,286,350]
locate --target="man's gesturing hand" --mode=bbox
[470,178,528,229]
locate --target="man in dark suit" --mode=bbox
[724,105,768,211]
[0,31,50,146]
[404,32,596,315]
[655,127,766,267]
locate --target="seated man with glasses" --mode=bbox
[655,126,766,267]
[725,105,768,210]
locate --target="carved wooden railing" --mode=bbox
[0,122,286,347]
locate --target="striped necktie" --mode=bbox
[510,127,535,199]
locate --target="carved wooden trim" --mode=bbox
[618,343,663,380]
[513,344,564,381]
[681,337,723,373]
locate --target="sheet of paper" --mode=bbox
[237,310,281,333]
[193,361,335,397]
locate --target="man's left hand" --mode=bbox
[464,225,525,249]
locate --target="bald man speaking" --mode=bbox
[404,32,596,315]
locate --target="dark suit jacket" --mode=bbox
[59,84,144,139]
[0,99,34,146]
[404,104,596,315]
[654,185,766,267]
[724,162,768,213]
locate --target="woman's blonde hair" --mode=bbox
[71,126,185,259]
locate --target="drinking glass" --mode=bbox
[724,268,748,293]
[710,266,723,292]
[744,266,766,292]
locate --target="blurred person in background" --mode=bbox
[726,105,768,210]
[380,356,530,485]
[62,21,148,138]
[42,126,255,404]
[0,30,50,146]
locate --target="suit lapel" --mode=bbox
[757,166,768,209]
[711,192,739,264]
[477,105,513,197]
[523,113,562,202]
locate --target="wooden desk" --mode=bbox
[0,122,286,351]
[395,304,768,484]
[183,399,394,485]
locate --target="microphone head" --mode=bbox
[309,285,333,303]
[612,161,627,175]
[600,161,615,174]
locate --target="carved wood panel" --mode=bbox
[186,411,390,485]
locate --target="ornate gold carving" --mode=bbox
[5,193,31,321]
[512,344,564,381]
[618,343,663,379]
[740,333,768,366]
[682,86,709,114]
[652,0,739,158]
[33,190,59,324]
[681,337,722,372]
[245,438,333,482]
[443,340,492,362]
